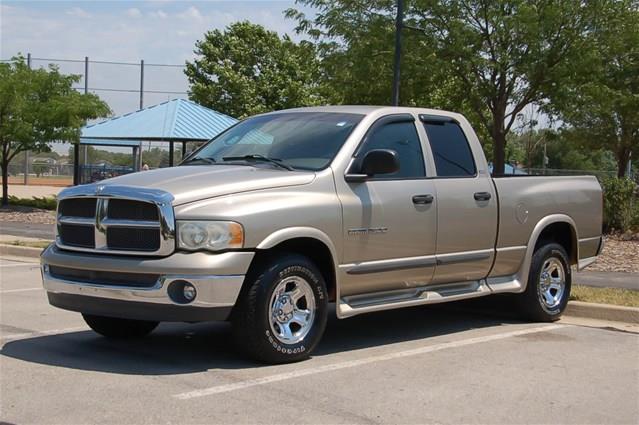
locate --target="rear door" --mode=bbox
[420,115,498,284]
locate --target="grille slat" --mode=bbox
[107,227,161,251]
[58,198,96,218]
[108,199,158,221]
[49,266,159,288]
[59,224,95,248]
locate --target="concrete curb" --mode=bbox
[0,244,44,259]
[565,301,639,324]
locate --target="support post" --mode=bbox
[24,53,32,185]
[73,144,80,185]
[182,142,187,159]
[138,60,145,170]
[169,141,174,167]
[139,60,144,110]
[132,146,139,172]
[391,0,404,106]
[83,57,89,169]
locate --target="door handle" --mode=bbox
[412,194,434,205]
[474,191,492,201]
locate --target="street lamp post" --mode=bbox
[391,0,404,106]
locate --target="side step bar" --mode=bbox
[338,280,492,318]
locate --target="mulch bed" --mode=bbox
[589,234,639,274]
[0,205,56,225]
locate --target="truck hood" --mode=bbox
[102,165,316,205]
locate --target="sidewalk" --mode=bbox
[574,271,639,291]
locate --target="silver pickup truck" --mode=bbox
[41,106,603,363]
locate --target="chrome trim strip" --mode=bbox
[435,249,492,266]
[496,245,527,253]
[95,198,108,250]
[100,219,161,228]
[579,236,601,243]
[345,255,437,275]
[58,217,95,226]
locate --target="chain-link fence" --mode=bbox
[1,54,190,187]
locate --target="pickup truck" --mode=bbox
[41,106,603,363]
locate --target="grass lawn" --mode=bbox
[570,284,639,307]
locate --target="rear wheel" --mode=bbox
[82,314,158,338]
[231,253,328,364]
[518,242,571,321]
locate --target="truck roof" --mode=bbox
[265,105,461,119]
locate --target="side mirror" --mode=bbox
[345,149,399,182]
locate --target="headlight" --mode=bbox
[177,221,244,251]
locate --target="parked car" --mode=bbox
[41,106,603,363]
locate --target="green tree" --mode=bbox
[185,22,324,118]
[548,1,638,177]
[0,56,110,205]
[288,0,603,174]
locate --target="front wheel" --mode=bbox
[82,314,159,339]
[518,242,571,322]
[231,253,328,364]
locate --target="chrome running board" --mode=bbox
[338,280,492,318]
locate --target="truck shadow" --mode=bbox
[1,296,522,375]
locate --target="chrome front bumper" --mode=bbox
[41,244,255,322]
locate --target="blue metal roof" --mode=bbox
[81,99,237,141]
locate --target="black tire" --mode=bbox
[518,242,572,322]
[231,253,328,364]
[82,314,158,339]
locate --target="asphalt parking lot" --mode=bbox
[1,256,638,424]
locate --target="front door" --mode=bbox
[337,115,438,297]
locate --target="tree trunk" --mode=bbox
[490,102,507,176]
[492,130,506,175]
[616,148,630,178]
[1,160,9,207]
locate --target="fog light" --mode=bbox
[183,283,197,301]
[167,280,197,304]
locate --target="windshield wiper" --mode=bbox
[182,157,216,165]
[222,154,294,171]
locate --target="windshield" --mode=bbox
[184,112,364,171]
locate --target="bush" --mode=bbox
[601,178,636,232]
[7,195,57,210]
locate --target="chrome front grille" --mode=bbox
[55,185,175,256]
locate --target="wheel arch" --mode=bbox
[515,214,579,293]
[251,227,339,302]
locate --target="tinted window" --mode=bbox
[358,121,425,179]
[424,122,476,177]
[187,112,363,171]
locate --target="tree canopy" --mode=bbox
[0,56,110,205]
[185,21,324,119]
[547,0,639,177]
[287,0,610,174]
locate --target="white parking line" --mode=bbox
[0,287,42,294]
[1,326,88,343]
[173,324,565,400]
